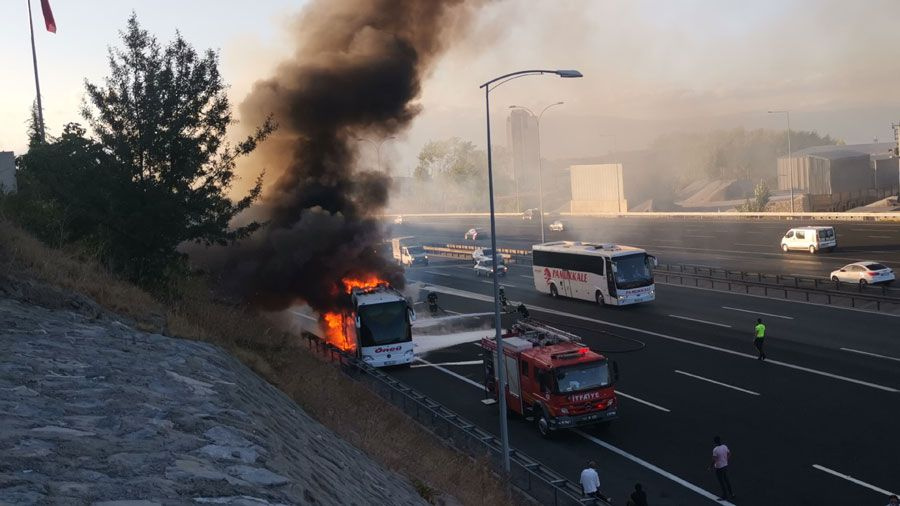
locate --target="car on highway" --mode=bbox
[393,215,404,225]
[548,220,565,232]
[474,258,507,277]
[472,247,494,262]
[522,208,539,220]
[464,227,485,240]
[830,261,894,285]
[780,226,836,253]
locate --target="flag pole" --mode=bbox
[27,0,46,142]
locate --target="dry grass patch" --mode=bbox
[0,218,519,506]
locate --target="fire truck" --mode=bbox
[481,319,619,437]
[343,285,416,367]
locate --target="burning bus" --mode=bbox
[323,279,416,368]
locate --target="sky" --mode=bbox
[3,0,900,176]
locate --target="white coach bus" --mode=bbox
[532,241,657,306]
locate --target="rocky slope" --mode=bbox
[0,279,427,506]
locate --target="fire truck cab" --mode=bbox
[481,319,619,437]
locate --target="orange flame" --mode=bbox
[341,274,386,294]
[322,312,354,352]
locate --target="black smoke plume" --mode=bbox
[228,0,476,313]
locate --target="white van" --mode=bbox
[780,226,836,254]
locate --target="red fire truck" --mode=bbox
[481,319,619,437]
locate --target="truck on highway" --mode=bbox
[343,285,416,367]
[391,236,429,266]
[532,241,657,306]
[481,319,619,438]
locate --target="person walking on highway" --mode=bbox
[580,461,613,503]
[754,318,767,361]
[709,436,735,501]
[887,494,899,506]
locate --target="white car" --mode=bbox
[830,262,894,285]
[393,215,404,225]
[474,259,508,277]
[548,220,565,232]
[472,247,494,262]
[464,227,485,240]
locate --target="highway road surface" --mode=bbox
[393,257,899,506]
[390,215,899,278]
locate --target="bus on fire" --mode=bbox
[532,241,658,306]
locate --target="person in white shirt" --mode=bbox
[580,461,612,503]
[709,436,735,501]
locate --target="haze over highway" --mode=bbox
[388,217,899,505]
[392,216,900,278]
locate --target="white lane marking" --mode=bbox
[867,235,894,239]
[733,243,770,247]
[652,280,900,318]
[520,275,533,279]
[812,464,897,496]
[417,355,727,505]
[614,390,671,412]
[575,430,735,506]
[444,309,461,315]
[840,347,900,363]
[412,360,482,368]
[418,283,900,392]
[684,235,716,238]
[414,358,484,389]
[721,306,794,320]
[674,370,760,396]
[668,314,732,328]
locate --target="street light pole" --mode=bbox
[480,69,582,474]
[509,102,564,243]
[769,110,793,213]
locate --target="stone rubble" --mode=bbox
[0,291,427,506]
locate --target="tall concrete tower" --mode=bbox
[505,109,541,212]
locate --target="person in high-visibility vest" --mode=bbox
[754,318,767,361]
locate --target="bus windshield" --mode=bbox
[358,301,411,347]
[555,361,611,393]
[612,253,653,289]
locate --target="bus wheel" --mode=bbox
[595,290,605,306]
[549,284,558,298]
[537,414,552,439]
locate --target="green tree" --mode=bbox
[78,14,274,282]
[740,180,771,212]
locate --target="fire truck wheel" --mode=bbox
[537,414,552,439]
[549,284,559,298]
[595,290,605,306]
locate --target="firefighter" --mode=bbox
[754,318,767,361]
[427,291,439,316]
[517,304,530,319]
[498,286,509,308]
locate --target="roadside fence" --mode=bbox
[300,333,605,506]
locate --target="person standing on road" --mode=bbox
[580,461,613,503]
[627,483,649,506]
[887,494,899,506]
[709,436,735,501]
[754,318,767,361]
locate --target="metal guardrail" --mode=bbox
[655,264,900,313]
[300,333,603,506]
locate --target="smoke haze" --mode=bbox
[227,0,478,312]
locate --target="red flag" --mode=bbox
[40,0,56,33]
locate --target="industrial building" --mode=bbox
[505,109,541,210]
[569,163,627,213]
[0,152,16,194]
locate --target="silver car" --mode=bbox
[474,259,508,277]
[548,220,565,232]
[830,261,894,285]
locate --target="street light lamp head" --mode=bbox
[555,69,583,78]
